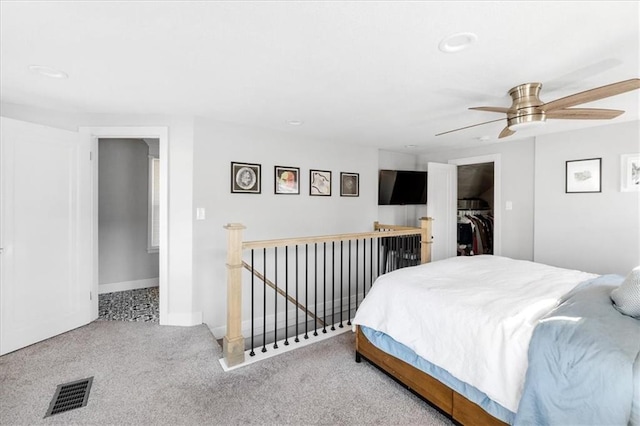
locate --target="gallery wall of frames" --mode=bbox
[230,161,359,197]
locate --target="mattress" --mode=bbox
[352,255,598,413]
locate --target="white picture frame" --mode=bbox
[621,153,640,192]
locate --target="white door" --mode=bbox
[426,162,457,261]
[0,117,92,355]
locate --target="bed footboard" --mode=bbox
[355,326,507,426]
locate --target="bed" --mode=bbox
[353,255,640,426]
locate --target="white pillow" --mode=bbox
[611,266,640,319]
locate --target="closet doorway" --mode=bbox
[449,155,501,257]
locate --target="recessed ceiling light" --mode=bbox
[29,65,68,79]
[288,120,303,126]
[405,144,418,148]
[438,32,478,53]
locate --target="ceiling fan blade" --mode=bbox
[435,117,507,136]
[546,108,625,120]
[469,106,511,114]
[498,127,515,139]
[543,78,640,111]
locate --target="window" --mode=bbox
[148,156,160,253]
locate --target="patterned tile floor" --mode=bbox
[97,287,159,322]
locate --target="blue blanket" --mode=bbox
[515,275,640,426]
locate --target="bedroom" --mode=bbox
[1,1,639,424]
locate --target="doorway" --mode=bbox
[456,162,494,256]
[97,138,160,322]
[82,126,169,324]
[450,154,501,256]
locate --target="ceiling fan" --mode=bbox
[436,78,640,139]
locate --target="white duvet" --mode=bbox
[352,255,597,413]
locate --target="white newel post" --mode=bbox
[223,223,246,367]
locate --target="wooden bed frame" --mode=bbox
[355,326,508,426]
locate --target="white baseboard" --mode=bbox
[98,278,159,294]
[219,322,352,372]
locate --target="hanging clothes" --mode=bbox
[457,210,493,256]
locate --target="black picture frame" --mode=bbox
[231,162,261,194]
[565,158,601,193]
[310,169,331,196]
[340,172,359,197]
[274,166,300,194]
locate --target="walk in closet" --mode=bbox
[457,162,494,256]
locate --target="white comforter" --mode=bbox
[352,255,597,413]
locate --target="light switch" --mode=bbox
[505,201,513,211]
[196,207,206,220]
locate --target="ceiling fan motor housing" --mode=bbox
[507,82,546,128]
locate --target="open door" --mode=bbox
[1,117,92,355]
[426,162,457,261]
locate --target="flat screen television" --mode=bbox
[378,169,427,205]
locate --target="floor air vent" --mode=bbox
[45,377,93,417]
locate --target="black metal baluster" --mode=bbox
[250,249,255,357]
[361,238,364,301]
[295,245,299,343]
[348,239,352,326]
[273,247,278,350]
[262,248,267,353]
[323,242,327,333]
[377,237,381,276]
[304,244,309,339]
[313,243,318,337]
[331,241,336,331]
[339,241,344,328]
[285,246,289,346]
[369,237,373,294]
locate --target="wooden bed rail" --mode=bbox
[223,218,433,368]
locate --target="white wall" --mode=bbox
[534,121,640,275]
[192,117,379,334]
[377,150,428,226]
[418,138,536,261]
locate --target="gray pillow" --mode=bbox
[611,266,640,319]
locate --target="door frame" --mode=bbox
[449,154,502,256]
[80,126,169,321]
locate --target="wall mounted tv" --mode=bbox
[378,169,427,205]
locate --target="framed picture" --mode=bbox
[310,169,331,196]
[621,153,640,192]
[565,158,601,193]
[231,162,261,194]
[274,166,300,194]
[340,172,359,197]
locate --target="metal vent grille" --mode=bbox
[45,377,93,417]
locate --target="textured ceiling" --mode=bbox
[1,1,638,153]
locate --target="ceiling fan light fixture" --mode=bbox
[438,32,478,53]
[507,113,546,131]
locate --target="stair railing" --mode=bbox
[223,218,433,368]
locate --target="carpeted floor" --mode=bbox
[97,287,159,322]
[0,321,453,425]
